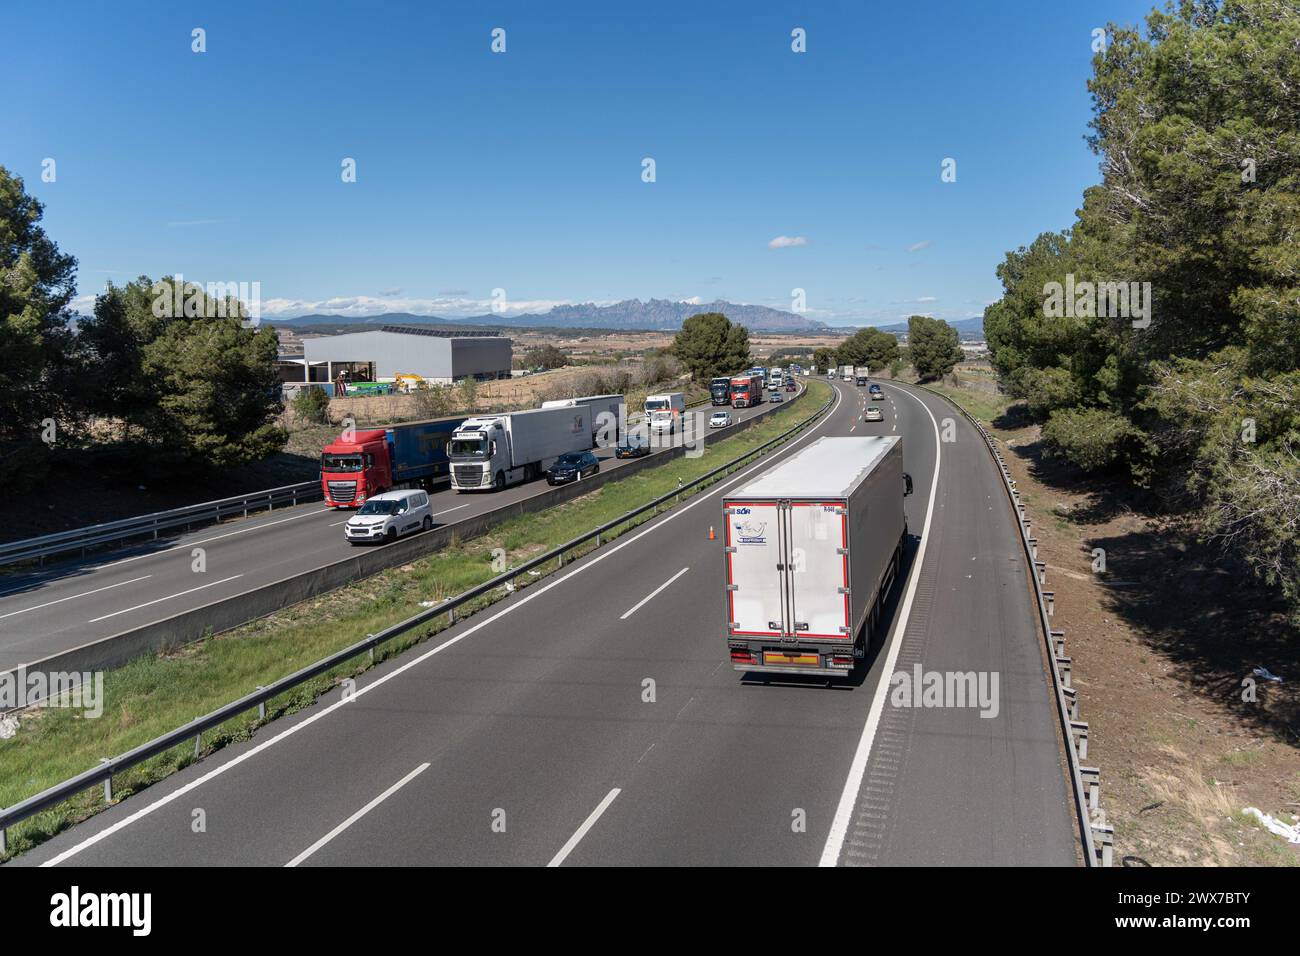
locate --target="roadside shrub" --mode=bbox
[1041,406,1135,472]
[291,386,331,424]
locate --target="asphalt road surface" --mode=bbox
[0,391,787,673]
[15,378,1077,867]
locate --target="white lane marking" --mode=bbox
[78,507,333,570]
[41,385,842,866]
[547,788,621,867]
[619,567,690,620]
[87,575,244,623]
[284,762,429,867]
[0,575,153,621]
[819,381,942,867]
[431,503,471,519]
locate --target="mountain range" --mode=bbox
[279,298,827,332]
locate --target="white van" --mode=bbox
[344,489,433,544]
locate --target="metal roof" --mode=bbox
[378,325,501,338]
[728,436,899,500]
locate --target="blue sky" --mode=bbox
[4,0,1155,327]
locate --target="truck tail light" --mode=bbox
[830,655,853,669]
[730,648,756,665]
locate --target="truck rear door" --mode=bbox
[726,502,786,638]
[786,502,850,640]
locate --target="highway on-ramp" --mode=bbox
[0,394,783,674]
[14,379,1077,867]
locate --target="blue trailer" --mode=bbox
[387,417,467,487]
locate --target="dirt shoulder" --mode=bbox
[925,375,1300,867]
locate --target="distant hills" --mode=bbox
[273,302,984,338]
[876,316,984,340]
[278,298,827,332]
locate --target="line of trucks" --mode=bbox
[710,366,790,410]
[319,391,689,506]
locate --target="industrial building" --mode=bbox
[287,326,513,387]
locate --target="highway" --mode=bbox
[0,394,784,674]
[14,378,1077,867]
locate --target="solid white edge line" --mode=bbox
[284,762,430,867]
[86,575,244,623]
[818,382,942,867]
[620,567,690,620]
[41,383,842,867]
[0,575,153,621]
[547,788,621,867]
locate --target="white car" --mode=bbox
[345,489,432,545]
[709,411,732,428]
[864,406,884,422]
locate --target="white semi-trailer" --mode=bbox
[840,364,854,382]
[541,393,623,445]
[723,436,912,676]
[448,406,592,491]
[854,366,870,386]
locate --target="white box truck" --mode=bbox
[448,405,592,491]
[840,364,854,382]
[854,366,870,386]
[541,393,623,446]
[644,392,686,436]
[723,436,912,676]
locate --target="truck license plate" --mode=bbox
[763,651,819,667]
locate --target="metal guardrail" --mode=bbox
[916,382,1111,867]
[0,384,831,854]
[0,483,323,569]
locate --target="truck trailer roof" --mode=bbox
[728,435,900,499]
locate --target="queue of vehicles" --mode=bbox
[325,365,801,545]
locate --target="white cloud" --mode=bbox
[906,240,932,253]
[768,235,809,249]
[916,296,938,303]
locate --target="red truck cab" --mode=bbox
[321,429,392,507]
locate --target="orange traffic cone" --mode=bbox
[708,526,716,540]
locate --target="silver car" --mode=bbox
[709,411,732,428]
[864,406,884,422]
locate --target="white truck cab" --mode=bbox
[644,392,686,436]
